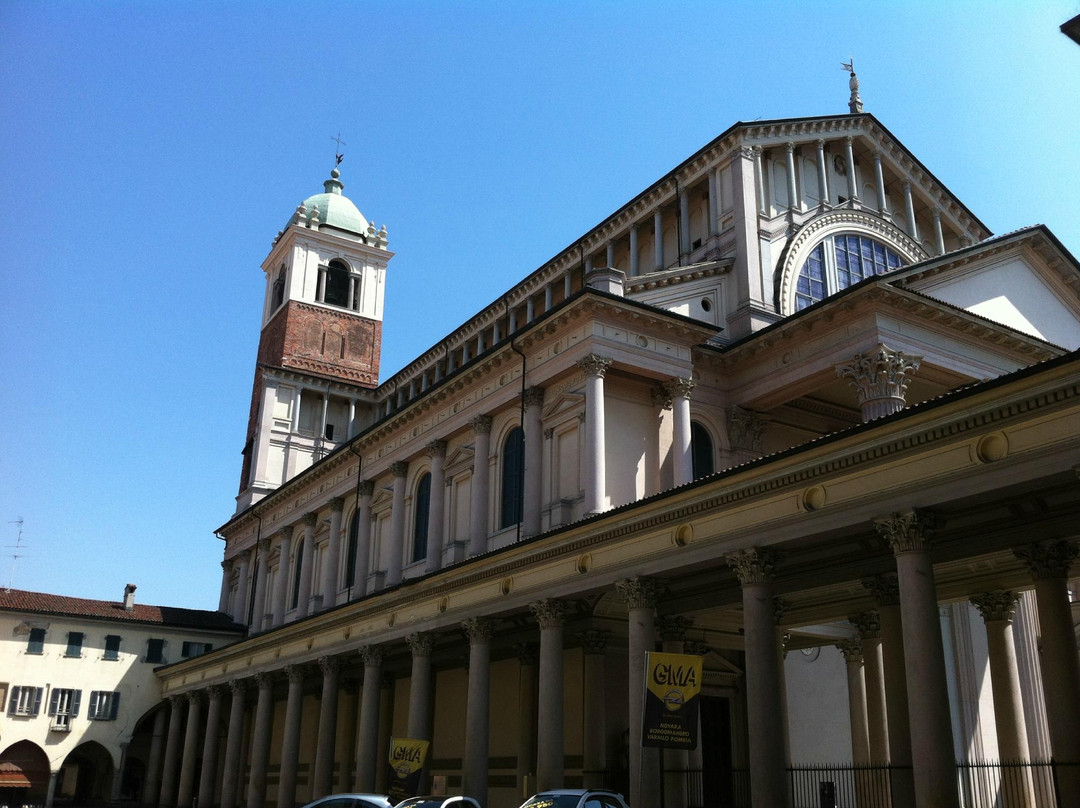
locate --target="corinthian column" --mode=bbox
[158,696,185,808]
[250,539,270,632]
[875,510,959,808]
[969,592,1030,763]
[271,527,294,627]
[425,440,447,573]
[665,378,695,486]
[197,686,223,808]
[578,631,610,790]
[176,692,203,808]
[849,612,889,763]
[386,462,409,586]
[727,549,789,808]
[312,656,342,798]
[407,633,435,741]
[728,406,768,466]
[522,388,545,537]
[531,599,568,790]
[1014,540,1080,792]
[277,665,306,808]
[219,681,246,808]
[837,640,870,765]
[355,646,384,792]
[469,416,493,556]
[578,355,613,514]
[463,617,494,805]
[247,674,275,808]
[836,344,922,421]
[616,577,662,808]
[322,497,345,609]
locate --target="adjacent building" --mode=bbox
[0,585,244,806]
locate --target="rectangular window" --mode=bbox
[146,638,165,664]
[88,690,121,720]
[7,685,44,716]
[65,631,84,658]
[181,641,212,658]
[48,687,81,731]
[104,635,121,661]
[27,627,46,654]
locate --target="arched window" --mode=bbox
[691,422,714,480]
[344,511,359,590]
[795,235,905,310]
[412,473,431,563]
[325,259,350,308]
[500,427,524,529]
[272,266,287,310]
[290,540,304,610]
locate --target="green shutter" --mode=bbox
[48,688,60,716]
[71,690,81,717]
[110,692,121,720]
[32,687,43,715]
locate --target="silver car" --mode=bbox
[519,790,630,808]
[393,798,481,808]
[300,794,394,808]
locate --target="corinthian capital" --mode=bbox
[523,387,546,408]
[1014,540,1079,580]
[357,480,375,498]
[577,354,613,377]
[728,406,767,453]
[849,611,881,640]
[969,591,1020,624]
[406,632,434,656]
[530,598,569,629]
[389,461,409,478]
[727,548,779,584]
[424,439,448,459]
[359,645,384,667]
[469,415,493,435]
[615,576,663,610]
[462,616,495,643]
[656,615,694,643]
[836,343,922,419]
[663,377,695,400]
[874,509,937,555]
[862,574,900,607]
[836,639,864,662]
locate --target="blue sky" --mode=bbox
[2,1,1078,610]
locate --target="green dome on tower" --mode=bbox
[287,168,369,235]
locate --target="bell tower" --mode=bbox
[236,167,392,512]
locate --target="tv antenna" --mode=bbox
[5,517,26,593]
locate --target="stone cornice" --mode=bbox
[625,261,732,295]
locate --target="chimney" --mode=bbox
[123,584,137,612]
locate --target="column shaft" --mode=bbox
[653,209,664,271]
[142,707,167,805]
[469,418,492,556]
[158,697,185,808]
[463,619,493,806]
[271,529,294,627]
[353,483,373,597]
[313,658,341,798]
[522,390,545,537]
[516,648,538,795]
[670,383,693,486]
[197,689,223,808]
[322,499,344,609]
[277,668,306,808]
[176,694,203,808]
[219,683,246,808]
[296,515,317,617]
[386,464,408,586]
[816,140,829,206]
[629,224,639,276]
[426,444,447,573]
[679,191,690,257]
[784,143,798,211]
[247,677,275,808]
[355,649,384,792]
[533,602,566,790]
[579,356,611,514]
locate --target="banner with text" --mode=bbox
[387,737,429,801]
[641,651,703,749]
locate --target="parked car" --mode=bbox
[519,789,630,808]
[393,798,481,808]
[300,794,394,808]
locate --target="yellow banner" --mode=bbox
[388,738,429,800]
[642,651,703,748]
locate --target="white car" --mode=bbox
[300,794,394,808]
[393,798,482,808]
[519,789,630,808]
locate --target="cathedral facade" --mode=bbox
[147,110,1080,808]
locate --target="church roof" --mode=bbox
[0,587,244,631]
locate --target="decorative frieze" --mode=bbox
[969,591,1020,624]
[727,547,779,584]
[874,509,937,555]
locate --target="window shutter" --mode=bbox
[8,686,20,715]
[71,690,82,717]
[110,692,120,720]
[49,688,60,716]
[32,687,43,716]
[89,691,100,719]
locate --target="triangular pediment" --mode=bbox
[541,390,585,420]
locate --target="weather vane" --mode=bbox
[332,132,346,168]
[841,58,863,114]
